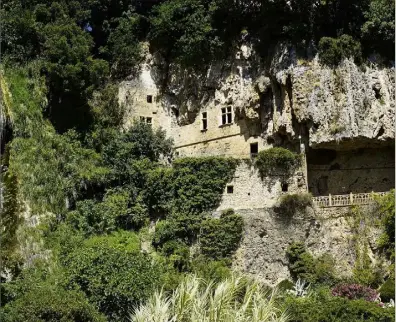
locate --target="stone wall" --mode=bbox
[232,205,383,286]
[216,162,306,211]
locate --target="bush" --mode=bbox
[191,256,232,282]
[277,279,295,292]
[255,147,300,178]
[376,190,395,259]
[332,283,379,302]
[276,193,313,218]
[286,242,336,285]
[284,290,395,322]
[199,209,244,260]
[1,265,105,322]
[318,34,362,66]
[379,279,395,302]
[152,213,202,248]
[63,236,161,321]
[2,284,106,322]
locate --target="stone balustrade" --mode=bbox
[312,191,389,208]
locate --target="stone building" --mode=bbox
[119,45,395,285]
[119,45,395,211]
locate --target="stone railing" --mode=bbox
[312,192,389,208]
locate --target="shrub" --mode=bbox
[332,283,379,302]
[191,256,232,282]
[379,279,395,302]
[1,265,105,322]
[152,213,202,248]
[255,147,300,178]
[199,209,244,260]
[2,284,106,322]
[275,193,313,219]
[277,279,295,292]
[286,242,336,285]
[63,236,161,321]
[284,290,395,322]
[161,240,191,272]
[376,190,395,259]
[318,34,362,66]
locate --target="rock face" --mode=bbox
[233,205,384,286]
[142,43,394,149]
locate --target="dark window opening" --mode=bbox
[281,182,288,192]
[227,185,234,194]
[147,95,153,103]
[140,116,152,126]
[202,112,208,130]
[250,142,258,157]
[227,106,232,123]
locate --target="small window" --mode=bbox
[250,142,258,157]
[281,182,288,192]
[140,116,152,126]
[221,106,232,125]
[227,185,234,194]
[147,95,153,103]
[202,112,208,130]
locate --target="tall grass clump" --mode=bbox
[131,274,288,322]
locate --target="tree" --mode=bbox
[361,0,395,59]
[63,235,161,321]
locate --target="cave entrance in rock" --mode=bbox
[307,146,395,196]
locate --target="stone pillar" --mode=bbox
[300,142,308,193]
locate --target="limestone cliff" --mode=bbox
[145,43,394,150]
[121,44,394,286]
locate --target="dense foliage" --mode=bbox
[62,235,160,321]
[286,242,336,285]
[199,209,244,260]
[1,0,394,320]
[275,193,313,219]
[284,287,395,322]
[1,266,106,322]
[255,147,300,178]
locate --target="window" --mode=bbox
[250,142,258,158]
[140,116,153,126]
[147,95,153,103]
[221,106,232,125]
[227,185,234,194]
[201,112,208,131]
[281,182,288,192]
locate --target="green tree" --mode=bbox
[1,265,105,322]
[362,0,395,59]
[199,209,244,260]
[63,235,161,321]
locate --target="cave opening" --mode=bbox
[307,146,395,196]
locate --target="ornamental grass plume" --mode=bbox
[131,274,288,322]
